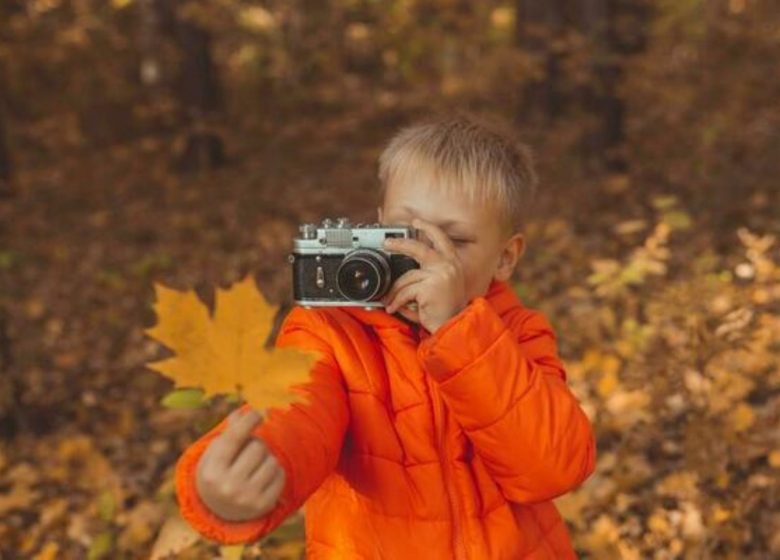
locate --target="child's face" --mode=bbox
[377,173,525,324]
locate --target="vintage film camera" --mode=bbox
[288,217,420,309]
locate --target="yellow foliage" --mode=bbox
[711,504,731,524]
[238,6,276,32]
[728,402,756,432]
[605,390,651,427]
[573,213,780,556]
[32,542,59,560]
[656,472,700,501]
[144,274,320,413]
[597,369,619,398]
[707,368,754,414]
[580,515,622,557]
[149,509,201,560]
[647,509,671,537]
[219,544,245,560]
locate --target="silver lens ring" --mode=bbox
[336,249,391,302]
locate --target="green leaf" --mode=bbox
[131,253,173,278]
[662,210,692,230]
[0,251,18,270]
[620,263,646,285]
[96,268,126,291]
[224,392,242,404]
[260,515,305,544]
[512,282,533,300]
[97,490,115,522]
[88,531,113,560]
[161,388,207,409]
[651,195,678,210]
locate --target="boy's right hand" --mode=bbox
[195,408,287,522]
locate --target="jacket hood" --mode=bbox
[337,278,523,334]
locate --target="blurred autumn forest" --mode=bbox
[1,0,779,558]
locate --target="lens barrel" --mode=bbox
[336,249,391,302]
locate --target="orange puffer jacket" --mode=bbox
[175,279,596,559]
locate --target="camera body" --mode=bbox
[288,217,420,309]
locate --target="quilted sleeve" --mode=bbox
[417,297,595,503]
[174,306,350,544]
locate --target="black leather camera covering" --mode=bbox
[291,251,419,303]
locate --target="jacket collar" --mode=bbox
[337,278,523,334]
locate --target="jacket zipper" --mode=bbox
[430,376,467,560]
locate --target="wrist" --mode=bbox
[428,303,468,334]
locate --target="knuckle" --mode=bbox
[252,441,269,461]
[218,481,237,497]
[234,494,253,509]
[201,468,220,487]
[255,499,272,517]
[256,458,274,480]
[271,472,286,498]
[205,438,223,455]
[217,431,237,447]
[243,438,259,455]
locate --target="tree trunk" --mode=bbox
[515,0,650,170]
[138,0,164,89]
[0,306,17,439]
[577,0,651,171]
[0,106,11,198]
[152,0,226,174]
[515,0,567,123]
[0,41,11,198]
[174,15,225,174]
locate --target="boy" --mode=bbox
[175,114,596,558]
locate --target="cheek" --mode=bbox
[456,247,493,291]
[457,260,478,288]
[455,243,483,265]
[454,244,472,258]
[453,248,473,276]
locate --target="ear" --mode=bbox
[494,233,525,282]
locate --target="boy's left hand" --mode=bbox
[381,218,468,334]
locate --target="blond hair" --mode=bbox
[377,113,538,236]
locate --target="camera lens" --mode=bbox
[336,249,390,302]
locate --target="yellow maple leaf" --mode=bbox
[728,402,756,432]
[144,274,320,412]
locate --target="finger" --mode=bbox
[382,269,427,306]
[248,453,281,491]
[385,279,423,314]
[229,438,268,480]
[386,282,421,315]
[397,304,420,324]
[245,464,285,518]
[226,404,260,425]
[411,218,458,261]
[261,467,287,505]
[383,237,438,266]
[219,407,263,465]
